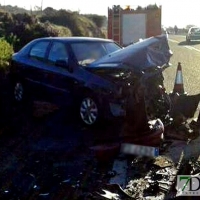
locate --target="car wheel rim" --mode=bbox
[14,82,23,101]
[80,98,98,125]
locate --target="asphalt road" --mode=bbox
[164,35,200,95]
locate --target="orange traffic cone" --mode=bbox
[173,62,185,95]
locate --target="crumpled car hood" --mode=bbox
[85,65,133,84]
[89,34,173,73]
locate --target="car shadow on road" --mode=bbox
[178,41,200,46]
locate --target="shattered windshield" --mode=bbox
[71,42,121,66]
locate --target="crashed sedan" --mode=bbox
[10,35,172,126]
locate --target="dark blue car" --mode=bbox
[10,35,172,126]
[10,37,124,125]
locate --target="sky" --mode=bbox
[1,0,200,28]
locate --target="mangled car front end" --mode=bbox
[88,34,173,122]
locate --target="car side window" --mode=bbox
[29,41,50,60]
[48,42,69,63]
[194,28,200,33]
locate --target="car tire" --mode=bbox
[79,94,101,126]
[13,80,32,105]
[186,37,190,44]
[13,81,25,102]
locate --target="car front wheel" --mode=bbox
[79,96,100,126]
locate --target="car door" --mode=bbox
[21,40,51,92]
[44,41,75,105]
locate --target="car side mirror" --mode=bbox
[55,59,73,73]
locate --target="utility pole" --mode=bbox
[41,0,43,12]
[30,5,32,15]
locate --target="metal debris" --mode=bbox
[39,193,50,196]
[62,179,71,183]
[153,156,173,168]
[98,189,120,200]
[189,157,200,175]
[109,159,128,188]
[144,181,160,196]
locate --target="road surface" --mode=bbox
[164,35,200,95]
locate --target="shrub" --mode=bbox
[0,39,14,69]
[4,33,20,47]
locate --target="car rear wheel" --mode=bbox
[79,96,100,126]
[14,82,24,102]
[186,37,191,43]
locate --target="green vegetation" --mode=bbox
[135,4,159,11]
[0,5,106,52]
[146,4,159,10]
[0,38,13,69]
[0,10,73,51]
[84,14,107,28]
[0,5,28,14]
[40,8,105,37]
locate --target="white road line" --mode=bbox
[184,46,200,52]
[169,39,200,53]
[177,35,186,38]
[191,47,200,53]
[184,46,194,50]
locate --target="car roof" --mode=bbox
[189,27,199,30]
[33,37,114,43]
[16,36,120,56]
